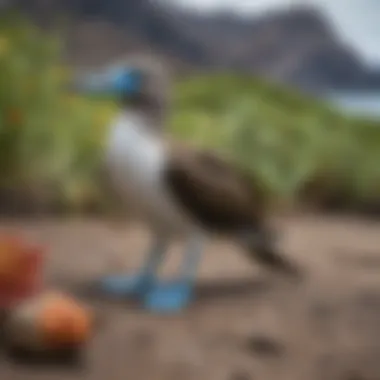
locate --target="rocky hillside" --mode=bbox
[6,0,380,91]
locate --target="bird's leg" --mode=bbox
[100,235,168,297]
[143,232,205,313]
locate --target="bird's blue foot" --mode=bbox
[143,280,194,313]
[100,274,154,297]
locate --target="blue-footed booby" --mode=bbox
[75,57,300,313]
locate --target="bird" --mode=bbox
[74,55,301,314]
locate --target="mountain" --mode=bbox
[6,0,380,91]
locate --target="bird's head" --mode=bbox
[73,65,143,102]
[73,56,170,123]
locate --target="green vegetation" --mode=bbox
[0,14,117,210]
[172,75,380,211]
[0,15,379,214]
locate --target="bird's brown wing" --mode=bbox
[165,145,303,279]
[164,145,266,233]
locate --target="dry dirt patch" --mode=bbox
[0,214,379,380]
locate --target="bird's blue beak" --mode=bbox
[73,67,142,96]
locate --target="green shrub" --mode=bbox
[170,75,380,210]
[0,14,117,210]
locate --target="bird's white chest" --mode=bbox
[104,114,189,233]
[106,115,163,194]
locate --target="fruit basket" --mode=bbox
[0,235,44,309]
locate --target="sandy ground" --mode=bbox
[0,214,380,380]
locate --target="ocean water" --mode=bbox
[327,91,380,119]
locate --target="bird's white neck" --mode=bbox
[107,110,150,144]
[103,109,192,236]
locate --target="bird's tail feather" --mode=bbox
[237,226,301,279]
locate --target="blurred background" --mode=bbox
[0,0,379,217]
[0,2,380,380]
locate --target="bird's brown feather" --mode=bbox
[165,144,301,277]
[165,144,267,233]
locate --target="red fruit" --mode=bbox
[0,235,45,308]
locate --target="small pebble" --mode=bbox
[244,334,285,357]
[229,370,253,380]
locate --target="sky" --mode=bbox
[162,0,380,67]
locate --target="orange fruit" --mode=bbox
[39,293,93,348]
